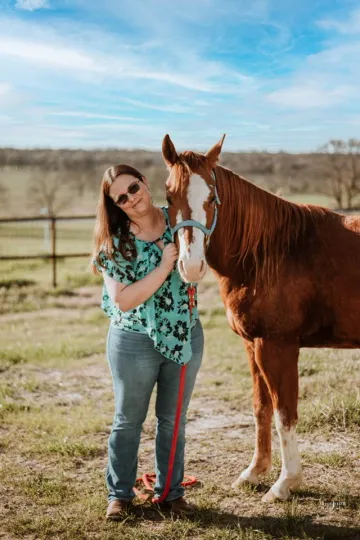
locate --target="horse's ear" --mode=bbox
[162,134,178,167]
[205,134,226,166]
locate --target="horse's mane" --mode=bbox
[214,164,332,286]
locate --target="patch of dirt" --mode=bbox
[298,435,360,454]
[57,286,101,308]
[187,412,253,435]
[3,361,111,408]
[186,398,253,436]
[0,307,77,322]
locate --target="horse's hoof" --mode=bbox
[289,477,302,491]
[262,487,290,502]
[231,471,258,489]
[262,489,282,503]
[231,477,249,489]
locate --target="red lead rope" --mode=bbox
[187,285,196,314]
[134,284,198,503]
[151,361,188,503]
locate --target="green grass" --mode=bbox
[0,219,95,257]
[298,394,360,432]
[20,471,75,505]
[0,275,359,539]
[0,335,106,371]
[0,256,102,294]
[301,451,351,468]
[36,439,103,459]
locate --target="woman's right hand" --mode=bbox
[160,243,178,274]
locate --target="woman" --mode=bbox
[92,164,204,520]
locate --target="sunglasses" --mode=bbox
[113,179,141,206]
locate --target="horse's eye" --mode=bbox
[166,195,172,205]
[209,195,216,204]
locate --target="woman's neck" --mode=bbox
[130,206,165,240]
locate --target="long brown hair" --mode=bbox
[91,164,144,274]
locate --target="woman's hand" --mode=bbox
[104,243,179,313]
[160,243,178,274]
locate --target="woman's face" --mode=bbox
[109,174,152,218]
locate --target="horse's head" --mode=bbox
[162,134,225,283]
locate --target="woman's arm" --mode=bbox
[102,243,178,312]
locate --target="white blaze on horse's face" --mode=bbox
[177,174,209,283]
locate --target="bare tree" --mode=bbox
[318,139,360,209]
[0,181,7,209]
[27,168,75,216]
[345,139,360,208]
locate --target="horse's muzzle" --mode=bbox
[178,258,207,283]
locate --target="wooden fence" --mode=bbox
[0,215,95,287]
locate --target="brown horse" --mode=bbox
[162,133,360,502]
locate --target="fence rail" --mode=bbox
[0,215,96,287]
[0,215,96,223]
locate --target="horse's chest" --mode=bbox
[224,290,301,341]
[225,302,264,340]
[224,293,263,339]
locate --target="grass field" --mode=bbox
[0,266,359,540]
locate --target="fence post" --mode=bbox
[51,217,57,288]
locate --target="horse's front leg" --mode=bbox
[255,337,302,502]
[232,340,273,488]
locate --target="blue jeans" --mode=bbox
[106,320,204,502]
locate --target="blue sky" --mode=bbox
[1,0,360,151]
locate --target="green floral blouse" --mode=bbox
[96,207,199,365]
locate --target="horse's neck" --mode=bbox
[206,167,254,280]
[206,165,309,284]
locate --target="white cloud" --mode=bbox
[317,8,360,35]
[0,114,13,122]
[286,125,328,132]
[0,83,12,98]
[119,98,200,114]
[40,122,148,132]
[266,33,360,111]
[69,122,154,132]
[0,26,253,94]
[268,84,355,108]
[0,38,101,72]
[0,82,23,109]
[114,68,212,92]
[0,10,256,94]
[306,41,360,68]
[15,0,48,11]
[0,33,224,93]
[0,120,165,148]
[47,111,143,121]
[240,121,271,130]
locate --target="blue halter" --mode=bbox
[170,170,221,243]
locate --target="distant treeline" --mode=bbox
[0,147,329,195]
[1,140,359,212]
